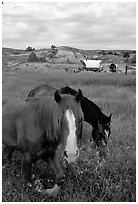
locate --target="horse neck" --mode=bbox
[99,111,109,124]
[81,97,109,126]
[83,97,101,112]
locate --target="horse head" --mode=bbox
[54,89,84,164]
[97,114,112,145]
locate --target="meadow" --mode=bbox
[2,69,136,202]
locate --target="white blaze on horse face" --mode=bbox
[105,129,109,138]
[65,109,79,163]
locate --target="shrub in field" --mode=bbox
[26,46,35,51]
[101,50,106,55]
[39,56,46,63]
[123,51,130,58]
[130,54,136,64]
[28,51,39,62]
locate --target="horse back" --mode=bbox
[2,96,56,154]
[3,97,26,114]
[2,97,27,146]
[26,84,56,100]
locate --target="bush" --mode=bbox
[107,51,113,55]
[39,57,46,63]
[26,46,35,51]
[101,50,106,55]
[130,54,136,64]
[123,51,130,58]
[27,51,39,62]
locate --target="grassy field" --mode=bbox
[2,69,136,202]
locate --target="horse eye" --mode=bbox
[105,123,110,129]
[108,123,110,127]
[57,119,61,126]
[79,118,83,123]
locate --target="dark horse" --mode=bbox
[26,84,112,147]
[3,90,84,196]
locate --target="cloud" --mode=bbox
[2,2,136,50]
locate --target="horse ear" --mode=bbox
[109,114,112,121]
[54,90,61,103]
[75,89,83,103]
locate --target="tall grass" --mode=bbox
[2,70,136,98]
[2,69,136,202]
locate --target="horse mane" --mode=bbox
[34,96,62,142]
[29,94,77,143]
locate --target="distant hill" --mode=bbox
[2,46,136,56]
[2,47,25,54]
[58,46,95,58]
[2,46,136,69]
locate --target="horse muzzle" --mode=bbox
[64,149,79,164]
[104,129,110,138]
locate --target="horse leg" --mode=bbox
[22,152,32,186]
[2,145,14,167]
[43,153,65,197]
[99,136,107,159]
[91,128,98,145]
[92,128,104,149]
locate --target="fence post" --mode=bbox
[125,66,128,75]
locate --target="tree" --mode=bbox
[123,51,130,58]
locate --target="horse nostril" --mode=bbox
[64,151,68,158]
[76,149,79,157]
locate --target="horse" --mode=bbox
[26,84,112,148]
[3,89,84,196]
[26,84,55,99]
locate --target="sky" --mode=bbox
[2,2,136,50]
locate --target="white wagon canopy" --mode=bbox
[80,59,103,72]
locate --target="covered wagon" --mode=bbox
[80,59,103,72]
